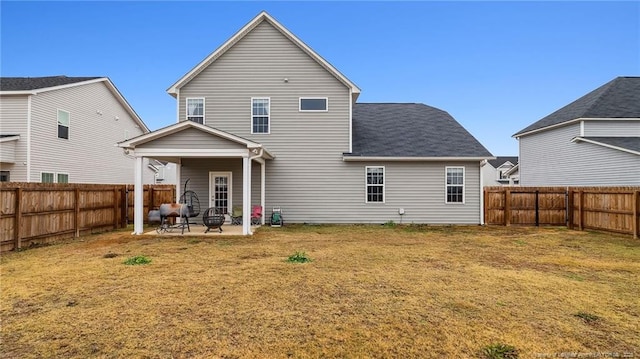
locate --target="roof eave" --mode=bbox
[514,117,640,138]
[342,156,495,162]
[570,136,640,156]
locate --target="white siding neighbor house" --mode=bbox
[481,156,519,186]
[0,76,156,184]
[513,77,640,186]
[119,12,494,235]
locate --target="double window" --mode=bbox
[252,98,270,134]
[186,98,205,124]
[41,172,69,183]
[366,166,385,203]
[446,167,464,203]
[57,109,69,139]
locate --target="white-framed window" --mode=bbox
[299,97,328,112]
[186,98,205,124]
[251,97,270,134]
[41,172,55,183]
[365,166,385,203]
[57,173,69,183]
[57,109,70,139]
[445,166,465,204]
[41,172,69,183]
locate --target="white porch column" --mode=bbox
[242,156,252,235]
[175,161,181,202]
[261,160,265,225]
[133,156,144,235]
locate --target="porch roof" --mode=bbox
[117,121,274,161]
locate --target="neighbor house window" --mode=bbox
[41,172,55,183]
[299,98,328,112]
[0,171,9,182]
[57,173,69,183]
[186,98,204,124]
[57,109,69,139]
[252,98,270,134]
[446,167,464,203]
[366,166,385,203]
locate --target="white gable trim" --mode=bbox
[166,11,360,97]
[1,77,149,133]
[343,156,494,162]
[118,120,274,158]
[514,117,640,138]
[570,136,640,156]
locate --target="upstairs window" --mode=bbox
[57,109,69,139]
[186,98,204,124]
[366,166,385,203]
[299,98,328,112]
[445,167,465,204]
[252,98,270,134]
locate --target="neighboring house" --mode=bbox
[0,76,156,184]
[482,156,519,186]
[119,12,493,235]
[148,159,177,184]
[513,76,640,186]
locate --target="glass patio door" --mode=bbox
[209,172,232,215]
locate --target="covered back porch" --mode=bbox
[119,121,273,235]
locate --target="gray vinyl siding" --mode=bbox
[29,81,153,184]
[0,95,28,181]
[138,128,246,150]
[171,20,482,224]
[519,123,640,186]
[583,120,640,136]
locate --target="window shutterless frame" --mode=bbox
[57,173,69,183]
[41,172,55,183]
[186,98,205,124]
[57,109,70,139]
[299,97,328,112]
[251,97,270,134]
[365,166,385,203]
[445,166,465,204]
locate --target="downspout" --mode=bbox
[26,95,32,181]
[479,160,485,225]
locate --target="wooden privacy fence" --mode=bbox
[484,186,640,239]
[0,183,175,252]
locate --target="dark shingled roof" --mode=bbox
[514,77,640,136]
[581,137,640,154]
[349,103,492,158]
[0,76,102,91]
[488,156,518,168]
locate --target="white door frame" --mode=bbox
[209,171,233,214]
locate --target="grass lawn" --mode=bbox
[1,225,639,358]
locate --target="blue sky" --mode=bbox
[2,1,638,155]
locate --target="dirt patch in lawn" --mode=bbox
[1,225,639,358]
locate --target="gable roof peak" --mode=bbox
[166,11,360,97]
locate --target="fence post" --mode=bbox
[113,187,119,229]
[14,187,22,250]
[578,190,584,231]
[535,190,539,227]
[634,190,639,240]
[505,189,511,226]
[74,187,80,238]
[567,190,574,229]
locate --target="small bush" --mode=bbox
[481,343,518,359]
[103,252,118,258]
[383,220,397,228]
[287,251,311,263]
[574,311,600,324]
[123,255,152,265]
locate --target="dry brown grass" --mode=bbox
[1,225,639,358]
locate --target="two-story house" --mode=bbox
[119,12,493,235]
[0,76,156,184]
[514,76,640,186]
